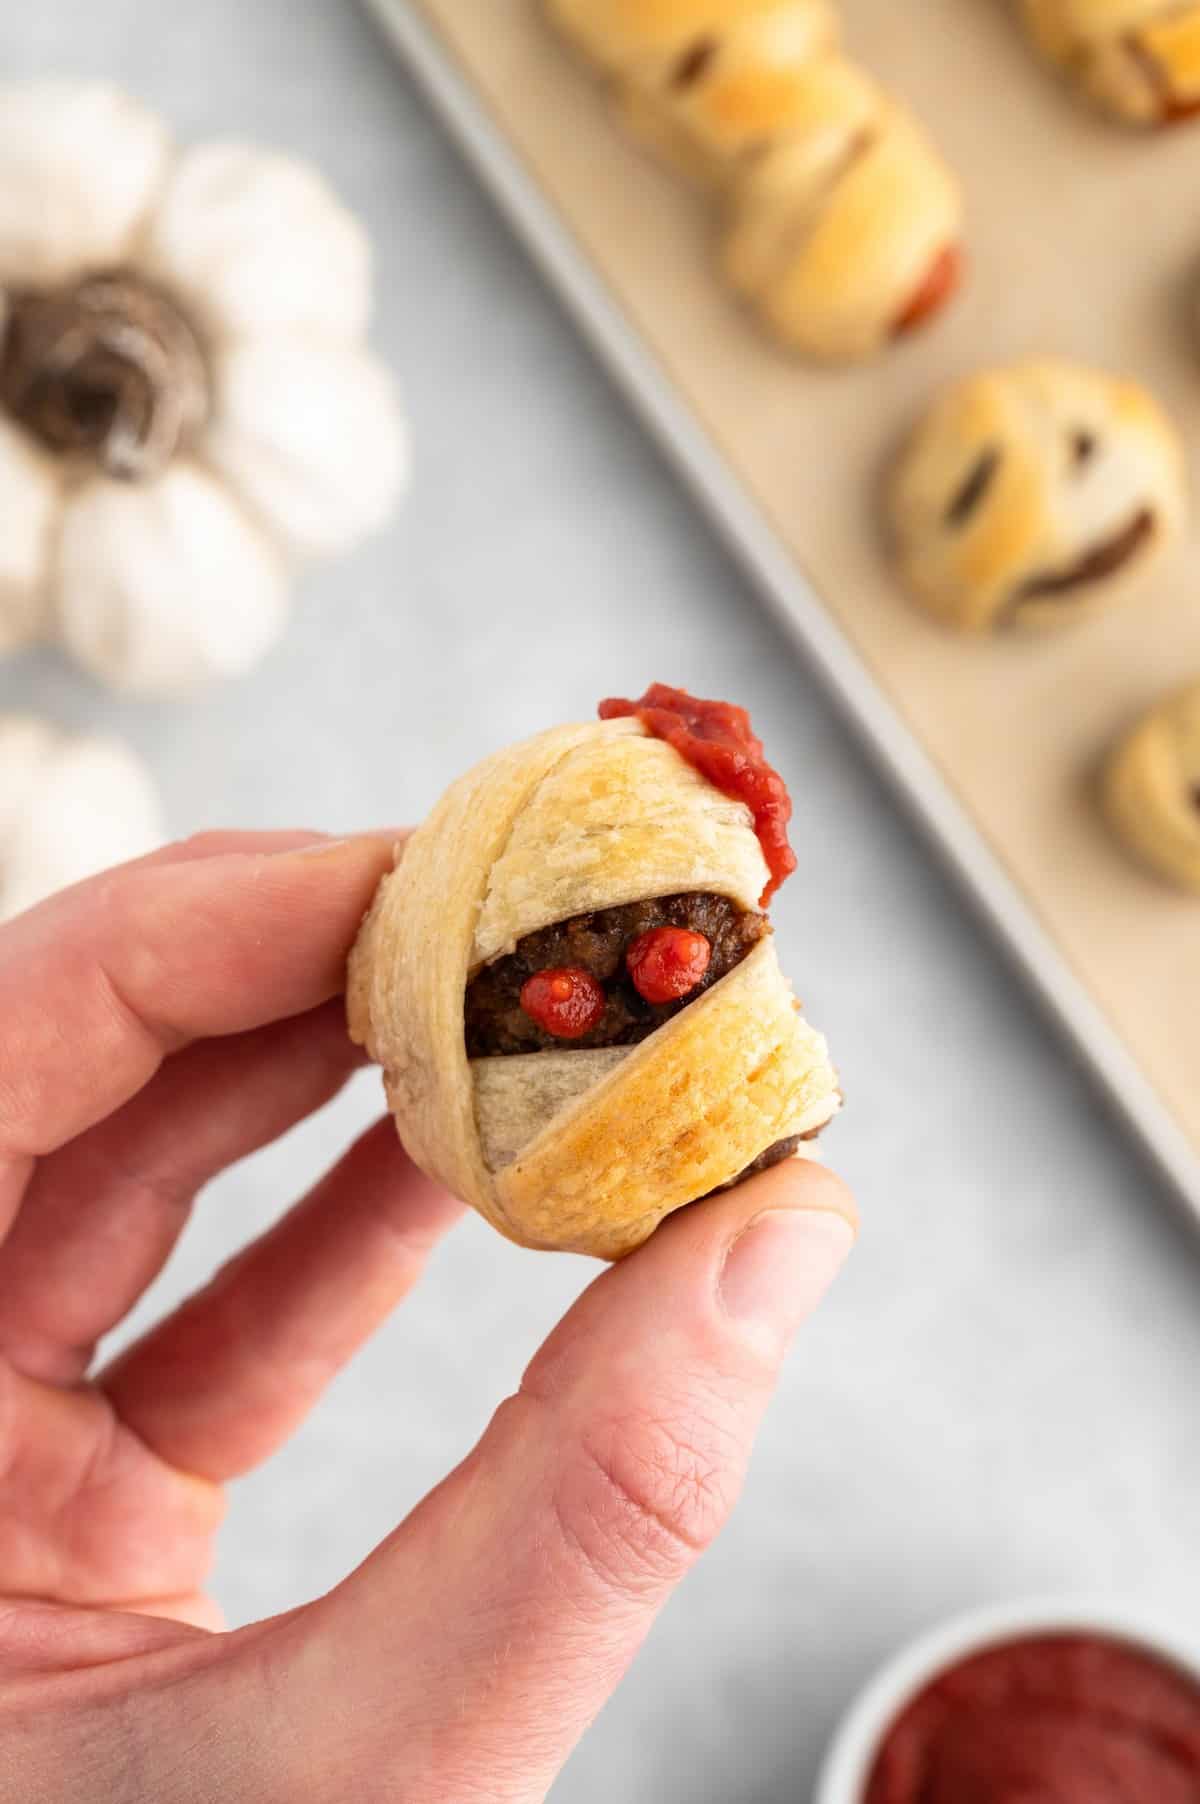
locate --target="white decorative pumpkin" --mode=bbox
[0,715,163,922]
[0,83,407,697]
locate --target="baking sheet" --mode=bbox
[365,0,1200,1223]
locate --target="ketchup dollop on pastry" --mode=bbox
[348,685,839,1258]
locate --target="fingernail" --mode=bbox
[289,837,350,858]
[285,830,407,859]
[719,1209,854,1340]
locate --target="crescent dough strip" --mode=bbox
[474,725,769,961]
[547,0,839,93]
[1021,0,1200,123]
[487,939,838,1257]
[544,1,962,361]
[724,72,961,361]
[349,717,839,1257]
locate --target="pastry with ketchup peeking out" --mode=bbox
[348,685,840,1260]
[544,0,963,362]
[1021,0,1200,125]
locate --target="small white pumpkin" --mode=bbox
[0,714,163,922]
[0,82,408,697]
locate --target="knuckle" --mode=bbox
[551,1400,744,1603]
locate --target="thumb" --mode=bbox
[268,1158,856,1803]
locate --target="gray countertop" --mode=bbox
[3,4,1199,1799]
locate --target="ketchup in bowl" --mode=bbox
[864,1632,1200,1804]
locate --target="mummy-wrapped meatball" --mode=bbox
[348,685,840,1259]
[1021,0,1200,125]
[886,358,1185,633]
[544,1,963,361]
[721,55,962,360]
[548,0,840,183]
[1104,681,1200,892]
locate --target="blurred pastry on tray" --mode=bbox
[545,0,963,361]
[1021,0,1200,125]
[886,358,1185,633]
[1104,681,1200,892]
[719,54,961,361]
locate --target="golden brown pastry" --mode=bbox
[549,0,840,183]
[348,686,840,1259]
[1021,0,1200,124]
[886,358,1185,633]
[721,56,962,360]
[1104,680,1200,890]
[544,2,963,361]
[547,0,839,94]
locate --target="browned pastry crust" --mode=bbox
[348,716,839,1258]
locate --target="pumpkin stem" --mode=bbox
[0,271,208,482]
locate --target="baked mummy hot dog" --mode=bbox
[886,358,1185,632]
[1103,680,1200,891]
[547,0,840,184]
[544,1,963,361]
[720,55,962,360]
[348,685,840,1259]
[1021,0,1200,124]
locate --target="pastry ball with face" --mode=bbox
[1021,0,1200,124]
[1104,681,1200,891]
[606,1,842,187]
[545,0,837,99]
[887,359,1185,633]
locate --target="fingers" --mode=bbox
[0,833,400,1166]
[131,829,333,867]
[280,1159,855,1804]
[0,1598,215,1675]
[0,1361,223,1608]
[102,1121,463,1482]
[0,1000,365,1384]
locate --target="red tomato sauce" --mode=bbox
[598,684,795,905]
[865,1634,1200,1804]
[894,244,963,336]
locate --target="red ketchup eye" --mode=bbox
[626,926,712,1004]
[519,967,606,1038]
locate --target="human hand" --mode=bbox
[0,832,855,1803]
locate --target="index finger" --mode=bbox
[0,835,398,1164]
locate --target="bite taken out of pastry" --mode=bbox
[1021,0,1200,125]
[1103,679,1200,893]
[347,684,840,1260]
[886,358,1185,634]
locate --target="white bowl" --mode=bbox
[815,1596,1200,1804]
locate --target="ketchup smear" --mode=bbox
[894,244,963,336]
[865,1633,1200,1804]
[598,684,795,907]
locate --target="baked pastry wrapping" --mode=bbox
[1021,0,1200,124]
[348,694,840,1259]
[544,1,963,361]
[886,358,1185,633]
[721,55,962,361]
[1103,680,1200,891]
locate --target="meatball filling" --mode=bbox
[1015,508,1156,603]
[715,1132,807,1194]
[465,891,767,1057]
